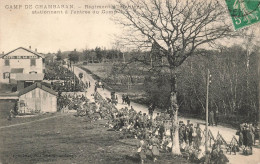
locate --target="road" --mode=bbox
[73,65,260,164]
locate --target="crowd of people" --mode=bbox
[55,72,258,163]
[44,63,85,92]
[57,89,232,164]
[44,63,74,81]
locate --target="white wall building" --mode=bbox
[18,82,57,113]
[0,47,45,85]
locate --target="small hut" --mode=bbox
[18,82,57,114]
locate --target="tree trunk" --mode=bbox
[170,68,181,155]
[171,108,181,154]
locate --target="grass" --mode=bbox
[0,100,58,127]
[0,114,193,164]
[80,63,113,80]
[0,83,16,93]
[78,64,145,95]
[0,100,15,119]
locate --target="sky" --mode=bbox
[0,0,259,54]
[0,0,121,54]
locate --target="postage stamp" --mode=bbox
[225,0,260,30]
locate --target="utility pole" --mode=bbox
[150,53,153,67]
[73,65,75,92]
[258,48,260,147]
[123,53,126,64]
[127,76,130,90]
[205,69,210,152]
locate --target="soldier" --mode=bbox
[148,103,155,118]
[179,125,184,145]
[116,95,118,104]
[217,150,229,164]
[86,81,89,88]
[8,108,15,121]
[130,106,135,112]
[203,150,211,164]
[126,96,131,107]
[215,110,219,126]
[125,95,128,105]
[243,125,248,147]
[143,113,148,127]
[211,141,220,163]
[238,129,244,146]
[137,135,147,164]
[246,126,253,152]
[209,110,215,126]
[188,124,194,146]
[155,113,161,122]
[151,135,160,162]
[122,94,125,104]
[158,122,165,141]
[183,124,188,144]
[249,124,255,145]
[194,124,202,150]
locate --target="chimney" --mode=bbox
[2,51,4,55]
[35,48,37,52]
[29,46,31,49]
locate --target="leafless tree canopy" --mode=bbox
[114,0,232,67]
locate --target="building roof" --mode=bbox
[0,47,44,58]
[18,82,57,96]
[16,74,44,81]
[11,68,24,73]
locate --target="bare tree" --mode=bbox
[113,0,232,154]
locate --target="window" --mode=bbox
[20,100,25,107]
[3,72,10,79]
[29,71,37,74]
[30,59,36,66]
[5,59,9,66]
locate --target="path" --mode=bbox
[74,65,260,164]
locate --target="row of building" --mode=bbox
[0,47,57,114]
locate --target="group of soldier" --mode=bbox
[77,92,231,163]
[56,90,234,163]
[104,104,231,164]
[122,94,131,106]
[237,123,258,155]
[54,78,243,164]
[44,63,87,92]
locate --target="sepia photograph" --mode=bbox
[0,0,260,163]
